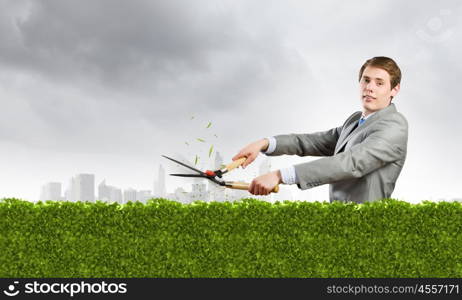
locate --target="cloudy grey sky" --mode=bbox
[0,0,461,203]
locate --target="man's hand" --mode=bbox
[248,170,282,195]
[232,138,269,168]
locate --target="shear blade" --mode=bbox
[170,174,206,178]
[162,155,205,175]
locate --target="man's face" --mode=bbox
[359,66,400,116]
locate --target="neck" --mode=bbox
[363,110,374,117]
[363,103,392,117]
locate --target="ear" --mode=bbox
[390,83,400,98]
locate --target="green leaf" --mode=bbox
[206,122,212,128]
[208,145,214,158]
[194,155,199,165]
[196,138,205,143]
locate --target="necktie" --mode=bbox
[358,117,366,126]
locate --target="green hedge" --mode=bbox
[0,198,461,278]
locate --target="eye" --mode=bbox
[377,82,383,86]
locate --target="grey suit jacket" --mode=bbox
[266,103,408,203]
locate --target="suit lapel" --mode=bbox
[334,103,397,154]
[335,119,360,154]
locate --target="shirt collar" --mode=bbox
[361,111,376,120]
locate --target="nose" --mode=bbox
[365,81,374,92]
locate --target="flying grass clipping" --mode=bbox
[183,115,220,168]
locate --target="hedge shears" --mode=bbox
[162,155,279,193]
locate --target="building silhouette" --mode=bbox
[98,179,122,204]
[65,174,95,202]
[40,182,63,201]
[124,188,137,203]
[170,187,189,204]
[191,183,209,202]
[110,187,122,204]
[98,180,110,202]
[153,164,166,198]
[76,174,95,202]
[40,155,285,204]
[137,190,152,203]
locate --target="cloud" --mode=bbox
[0,0,314,152]
[1,0,309,102]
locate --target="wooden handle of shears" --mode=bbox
[225,157,246,172]
[228,182,279,193]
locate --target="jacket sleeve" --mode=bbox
[265,126,342,157]
[293,116,408,190]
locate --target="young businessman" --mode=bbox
[232,56,408,203]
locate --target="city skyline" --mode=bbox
[36,151,300,204]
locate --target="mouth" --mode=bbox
[363,95,376,101]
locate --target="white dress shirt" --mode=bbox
[261,136,298,184]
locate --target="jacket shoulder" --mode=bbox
[381,110,408,130]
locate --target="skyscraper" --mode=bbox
[173,187,189,204]
[153,164,166,198]
[110,187,123,204]
[66,177,77,202]
[40,182,62,201]
[137,190,152,203]
[214,151,224,170]
[98,180,110,202]
[124,188,137,203]
[98,180,123,204]
[191,183,208,202]
[74,174,95,202]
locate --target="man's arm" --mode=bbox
[232,126,342,193]
[293,117,408,190]
[265,127,342,157]
[257,127,342,186]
